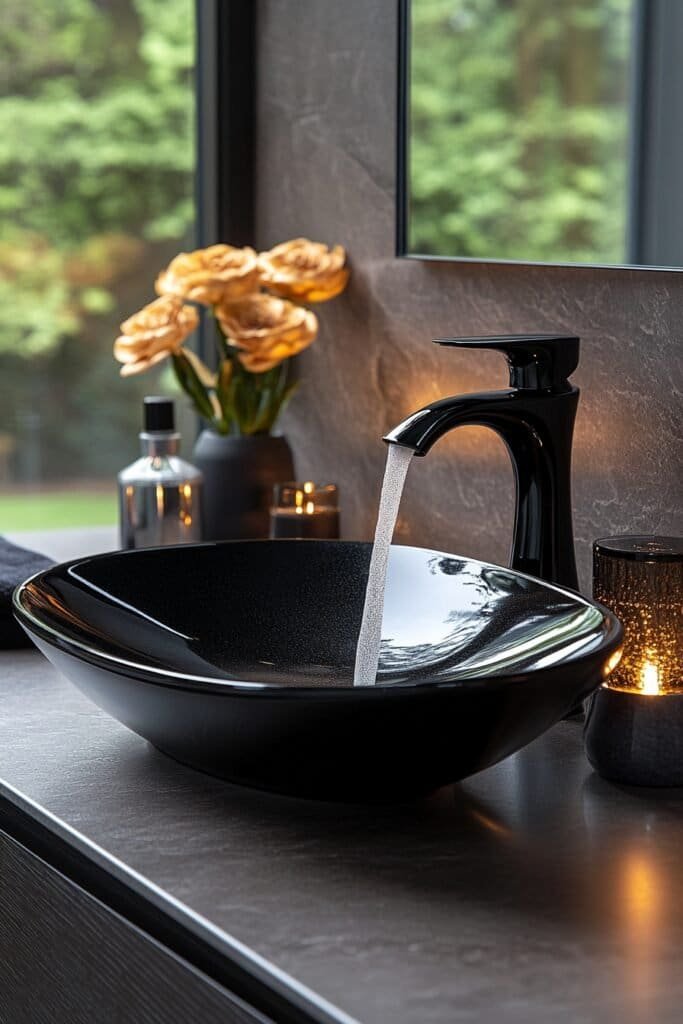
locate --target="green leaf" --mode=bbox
[171,350,215,422]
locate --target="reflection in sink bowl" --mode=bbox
[13,541,622,801]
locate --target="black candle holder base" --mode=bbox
[584,686,683,787]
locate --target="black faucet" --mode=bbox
[384,335,580,591]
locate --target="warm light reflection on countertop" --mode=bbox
[620,850,663,1007]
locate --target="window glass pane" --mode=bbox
[0,0,195,532]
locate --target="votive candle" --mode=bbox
[270,482,340,540]
[585,535,683,786]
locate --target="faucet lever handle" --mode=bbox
[436,334,580,391]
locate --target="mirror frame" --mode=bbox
[396,0,683,273]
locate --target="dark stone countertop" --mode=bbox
[1,643,682,1024]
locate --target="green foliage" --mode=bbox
[218,359,298,437]
[0,0,195,481]
[0,0,193,248]
[410,0,633,263]
[172,350,216,423]
[174,324,299,438]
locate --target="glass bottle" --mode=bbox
[118,396,203,549]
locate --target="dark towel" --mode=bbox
[0,537,54,649]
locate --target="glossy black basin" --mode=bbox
[14,541,622,800]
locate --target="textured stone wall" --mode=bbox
[255,0,682,592]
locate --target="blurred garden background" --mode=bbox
[0,0,195,529]
[1,0,637,529]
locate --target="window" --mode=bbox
[0,0,196,531]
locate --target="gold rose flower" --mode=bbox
[258,238,349,303]
[155,244,260,306]
[216,293,318,373]
[113,295,199,377]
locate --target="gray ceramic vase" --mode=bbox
[192,431,295,540]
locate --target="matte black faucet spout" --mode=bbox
[384,335,581,591]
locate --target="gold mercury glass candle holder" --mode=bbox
[584,536,683,786]
[269,482,340,540]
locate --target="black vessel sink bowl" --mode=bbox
[14,541,622,801]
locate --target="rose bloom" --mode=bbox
[113,296,199,376]
[216,293,318,373]
[155,244,260,306]
[258,238,349,303]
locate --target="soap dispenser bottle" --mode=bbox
[118,396,203,549]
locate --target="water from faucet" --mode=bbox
[353,444,414,686]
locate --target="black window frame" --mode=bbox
[195,0,257,365]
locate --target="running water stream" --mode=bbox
[353,444,414,687]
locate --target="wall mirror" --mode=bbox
[399,0,683,269]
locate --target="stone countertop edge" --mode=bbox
[0,778,359,1024]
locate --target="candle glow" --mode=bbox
[293,486,321,515]
[640,660,660,696]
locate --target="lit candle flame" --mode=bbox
[640,660,660,696]
[292,485,318,516]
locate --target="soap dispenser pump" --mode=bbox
[118,396,203,549]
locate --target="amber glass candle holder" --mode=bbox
[269,482,340,540]
[585,536,683,786]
